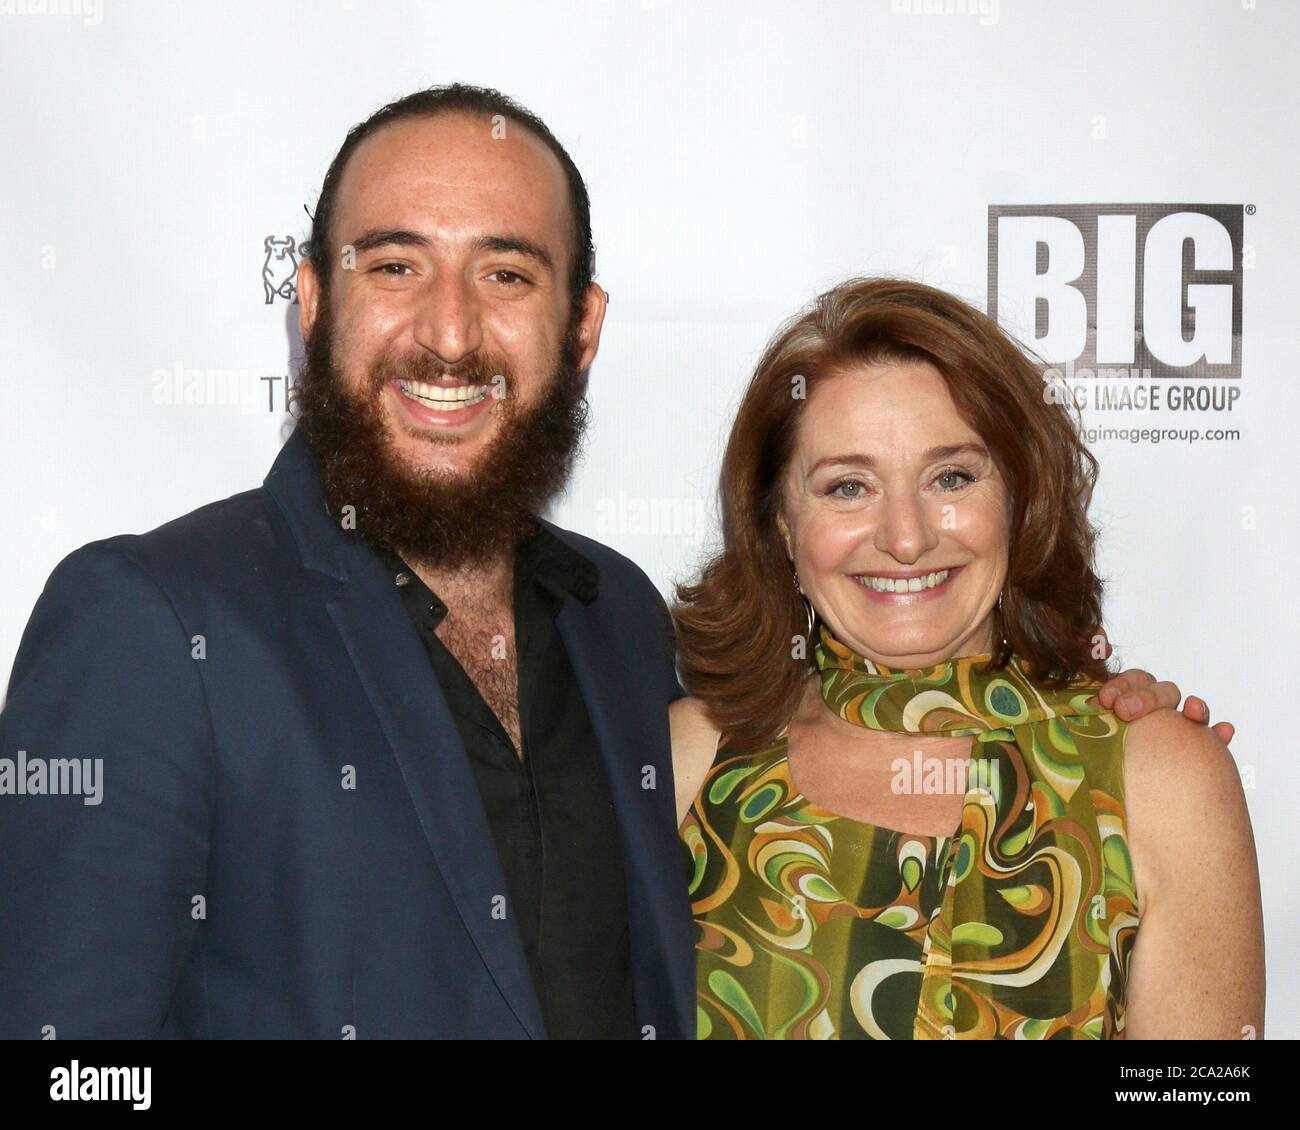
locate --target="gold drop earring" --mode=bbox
[792,568,815,639]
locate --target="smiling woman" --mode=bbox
[675,277,1106,750]
[670,276,1264,1040]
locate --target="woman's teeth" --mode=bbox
[397,379,488,410]
[856,569,951,594]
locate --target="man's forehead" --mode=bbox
[335,113,570,247]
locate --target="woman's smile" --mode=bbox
[852,565,962,603]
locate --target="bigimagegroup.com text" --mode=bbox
[1084,426,1241,445]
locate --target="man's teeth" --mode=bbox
[397,379,488,410]
[856,569,951,594]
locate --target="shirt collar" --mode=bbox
[517,522,600,604]
[370,521,599,622]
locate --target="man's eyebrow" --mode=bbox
[807,443,989,475]
[344,229,555,275]
[472,234,555,274]
[348,228,432,255]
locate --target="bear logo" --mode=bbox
[262,235,301,304]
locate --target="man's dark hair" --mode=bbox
[306,83,596,311]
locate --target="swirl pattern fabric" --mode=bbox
[679,625,1139,1040]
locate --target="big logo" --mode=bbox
[987,204,1243,379]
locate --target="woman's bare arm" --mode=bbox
[1122,708,1265,1038]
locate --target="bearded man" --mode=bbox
[0,84,1211,1039]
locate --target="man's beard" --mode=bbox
[291,298,590,569]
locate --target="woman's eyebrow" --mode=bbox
[807,443,988,475]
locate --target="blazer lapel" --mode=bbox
[265,431,546,1039]
[556,600,697,1040]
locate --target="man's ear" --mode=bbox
[573,282,608,373]
[297,258,321,343]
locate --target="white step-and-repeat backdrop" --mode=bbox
[3,0,1296,1035]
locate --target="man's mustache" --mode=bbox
[368,352,513,392]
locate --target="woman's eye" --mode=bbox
[935,468,976,491]
[828,479,865,499]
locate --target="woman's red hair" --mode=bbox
[672,276,1109,749]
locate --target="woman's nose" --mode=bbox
[873,490,938,563]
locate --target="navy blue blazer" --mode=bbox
[0,429,696,1038]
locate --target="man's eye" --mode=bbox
[372,263,413,276]
[489,270,528,286]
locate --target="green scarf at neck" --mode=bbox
[811,622,1106,740]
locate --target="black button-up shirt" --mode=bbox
[372,526,636,1039]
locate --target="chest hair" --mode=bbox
[436,603,523,758]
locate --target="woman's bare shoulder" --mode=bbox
[670,697,722,768]
[1123,708,1241,798]
[670,697,723,825]
[1122,708,1251,905]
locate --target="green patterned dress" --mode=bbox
[679,624,1139,1040]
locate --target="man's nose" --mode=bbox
[410,271,483,367]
